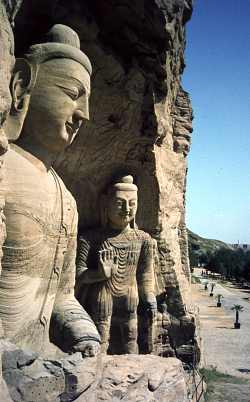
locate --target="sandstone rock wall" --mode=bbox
[0,1,197,400]
[53,0,194,310]
[12,0,194,355]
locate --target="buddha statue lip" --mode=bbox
[119,212,130,218]
[119,214,131,223]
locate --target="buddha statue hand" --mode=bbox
[98,249,118,279]
[71,339,100,357]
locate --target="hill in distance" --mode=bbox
[188,229,233,255]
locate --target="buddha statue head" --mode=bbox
[101,175,138,230]
[6,24,91,153]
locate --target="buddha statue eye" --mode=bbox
[57,85,79,100]
[66,88,79,100]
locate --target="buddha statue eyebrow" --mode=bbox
[53,75,89,95]
[72,77,86,94]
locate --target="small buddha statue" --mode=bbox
[76,175,157,354]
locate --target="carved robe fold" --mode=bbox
[0,145,100,355]
[76,228,155,318]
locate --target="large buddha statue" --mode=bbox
[76,175,157,354]
[0,24,100,357]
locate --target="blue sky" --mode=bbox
[183,0,250,244]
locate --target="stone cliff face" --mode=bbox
[0,1,197,400]
[12,0,195,358]
[56,0,194,320]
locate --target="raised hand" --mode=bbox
[98,249,118,279]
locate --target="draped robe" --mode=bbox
[0,145,100,356]
[76,228,155,320]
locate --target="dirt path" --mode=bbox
[192,270,250,379]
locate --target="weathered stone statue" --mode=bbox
[76,175,157,354]
[0,3,21,401]
[0,24,100,357]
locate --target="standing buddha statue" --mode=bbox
[76,175,157,354]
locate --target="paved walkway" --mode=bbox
[192,270,250,378]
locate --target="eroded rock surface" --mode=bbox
[2,342,189,402]
[14,0,194,308]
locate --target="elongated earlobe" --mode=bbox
[11,72,28,114]
[5,58,37,141]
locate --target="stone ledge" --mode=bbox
[2,343,189,402]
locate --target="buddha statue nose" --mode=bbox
[73,109,86,123]
[72,109,88,131]
[124,201,130,212]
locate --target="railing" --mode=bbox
[185,364,205,402]
[191,373,205,402]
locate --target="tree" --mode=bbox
[243,251,250,281]
[199,251,211,266]
[216,294,223,307]
[206,248,247,280]
[231,304,244,329]
[188,246,199,268]
[210,282,215,296]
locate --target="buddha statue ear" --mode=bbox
[5,58,38,141]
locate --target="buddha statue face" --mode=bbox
[20,58,90,153]
[107,189,138,230]
[6,24,92,152]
